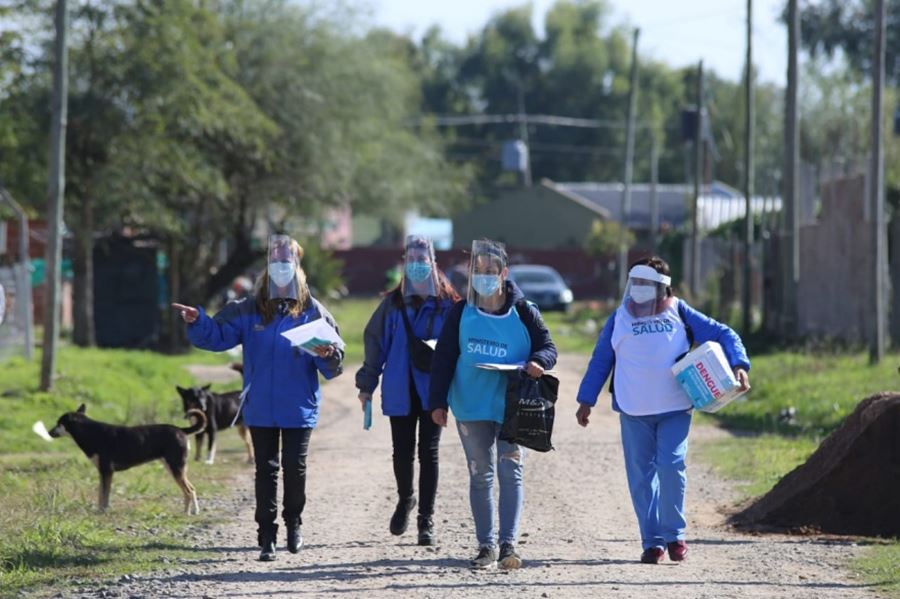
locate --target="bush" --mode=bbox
[583,219,635,258]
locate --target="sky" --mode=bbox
[372,0,788,86]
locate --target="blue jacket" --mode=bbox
[186,297,344,428]
[355,293,456,416]
[576,298,750,411]
[427,281,558,411]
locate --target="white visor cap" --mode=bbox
[628,264,671,286]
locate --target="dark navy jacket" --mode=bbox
[427,281,558,411]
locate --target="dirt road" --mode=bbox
[80,355,876,598]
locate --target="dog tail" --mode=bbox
[230,362,243,374]
[181,409,207,435]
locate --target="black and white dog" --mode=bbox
[177,385,254,465]
[48,404,207,514]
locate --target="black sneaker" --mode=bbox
[470,546,498,569]
[417,515,435,546]
[287,525,302,554]
[498,542,522,570]
[389,496,417,536]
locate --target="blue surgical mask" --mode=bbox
[472,274,501,296]
[405,262,433,283]
[268,262,295,288]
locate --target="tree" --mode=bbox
[584,218,634,257]
[798,0,900,85]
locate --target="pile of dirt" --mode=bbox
[731,392,900,537]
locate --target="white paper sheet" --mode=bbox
[475,362,558,376]
[475,362,526,371]
[32,420,54,442]
[280,318,346,356]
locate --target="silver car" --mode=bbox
[508,265,574,312]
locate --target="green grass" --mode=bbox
[691,349,900,595]
[0,346,235,455]
[693,434,819,497]
[851,542,900,598]
[542,301,613,355]
[327,297,379,364]
[0,346,243,598]
[707,350,900,437]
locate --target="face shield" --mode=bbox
[267,234,301,301]
[467,239,508,310]
[623,264,671,317]
[401,235,439,298]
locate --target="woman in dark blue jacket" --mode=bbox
[428,239,557,570]
[173,236,343,562]
[356,236,460,545]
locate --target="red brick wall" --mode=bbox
[334,247,648,300]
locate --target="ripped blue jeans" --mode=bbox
[456,420,525,548]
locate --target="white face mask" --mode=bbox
[630,285,658,304]
[268,262,295,288]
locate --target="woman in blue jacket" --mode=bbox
[428,239,557,570]
[173,235,343,562]
[356,236,460,546]
[575,256,750,565]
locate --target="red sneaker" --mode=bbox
[640,547,665,564]
[667,540,688,561]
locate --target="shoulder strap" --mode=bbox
[398,299,417,340]
[514,299,535,322]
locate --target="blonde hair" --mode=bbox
[255,239,309,323]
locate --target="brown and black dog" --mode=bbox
[48,404,207,514]
[176,384,254,465]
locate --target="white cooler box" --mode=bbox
[672,341,745,413]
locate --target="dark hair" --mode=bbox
[474,238,508,270]
[629,255,673,297]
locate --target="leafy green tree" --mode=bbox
[583,218,634,257]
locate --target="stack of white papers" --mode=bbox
[281,319,346,356]
[476,362,558,376]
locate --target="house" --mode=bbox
[452,179,777,249]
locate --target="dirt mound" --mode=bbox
[732,392,900,537]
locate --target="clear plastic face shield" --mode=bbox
[267,234,301,301]
[402,235,439,298]
[623,264,671,317]
[467,239,508,310]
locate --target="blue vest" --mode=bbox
[449,304,531,423]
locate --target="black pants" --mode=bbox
[250,427,312,535]
[389,398,441,518]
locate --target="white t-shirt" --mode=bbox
[611,300,692,416]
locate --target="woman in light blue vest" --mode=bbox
[428,239,557,570]
[575,256,750,564]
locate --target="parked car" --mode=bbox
[507,264,574,312]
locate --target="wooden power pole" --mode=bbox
[40,0,68,391]
[742,0,755,335]
[618,28,640,296]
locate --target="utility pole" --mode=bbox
[618,28,640,296]
[40,0,68,391]
[650,132,659,255]
[691,61,704,298]
[783,0,800,338]
[516,84,532,187]
[870,0,887,363]
[742,0,755,335]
